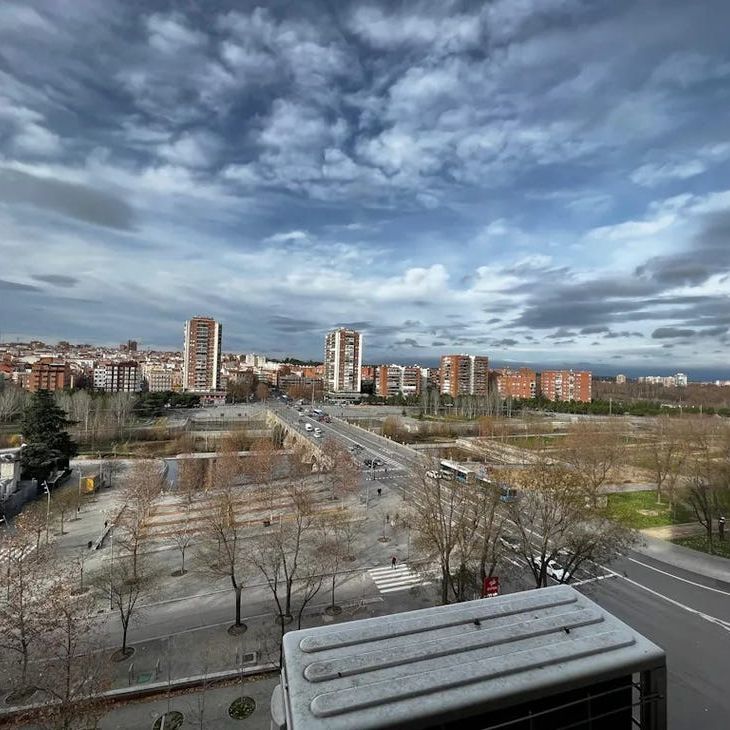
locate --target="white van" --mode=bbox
[304,422,313,432]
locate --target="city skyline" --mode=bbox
[1,1,730,367]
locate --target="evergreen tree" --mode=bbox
[20,391,77,481]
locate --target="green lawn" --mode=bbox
[673,534,730,560]
[606,490,694,529]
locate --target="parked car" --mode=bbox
[425,469,439,479]
[314,428,322,438]
[304,422,313,432]
[499,536,520,552]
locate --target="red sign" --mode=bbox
[482,576,500,598]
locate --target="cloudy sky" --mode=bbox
[1,1,730,371]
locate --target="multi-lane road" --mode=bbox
[278,403,730,730]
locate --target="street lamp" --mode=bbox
[109,524,115,610]
[43,481,51,543]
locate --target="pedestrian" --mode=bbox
[391,555,397,569]
[377,487,382,497]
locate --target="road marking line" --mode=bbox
[600,567,730,633]
[628,557,730,596]
[570,574,618,587]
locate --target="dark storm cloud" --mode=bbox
[652,327,696,339]
[31,274,79,287]
[0,279,40,292]
[393,338,424,348]
[547,328,576,339]
[604,330,644,339]
[492,338,519,347]
[268,315,321,332]
[580,325,610,335]
[0,168,135,230]
[637,212,730,287]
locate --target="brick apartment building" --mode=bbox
[440,355,489,397]
[375,364,422,398]
[539,370,592,402]
[496,368,537,400]
[324,328,362,395]
[28,358,71,392]
[93,361,142,392]
[183,316,222,392]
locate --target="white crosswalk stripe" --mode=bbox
[0,542,37,564]
[368,563,429,594]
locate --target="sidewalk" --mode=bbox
[634,533,730,583]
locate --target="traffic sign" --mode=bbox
[482,576,500,598]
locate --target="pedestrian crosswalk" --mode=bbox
[0,542,36,564]
[368,563,428,594]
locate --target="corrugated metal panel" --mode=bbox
[280,585,665,730]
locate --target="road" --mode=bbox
[276,403,730,730]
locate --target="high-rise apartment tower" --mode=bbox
[324,328,362,395]
[440,354,489,397]
[183,316,222,392]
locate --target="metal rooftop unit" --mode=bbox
[272,585,666,730]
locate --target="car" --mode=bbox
[324,416,332,423]
[533,556,571,583]
[499,536,520,552]
[438,471,453,481]
[304,422,313,432]
[425,469,439,479]
[314,428,322,438]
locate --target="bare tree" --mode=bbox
[255,382,270,401]
[198,485,250,632]
[109,392,137,438]
[318,438,360,500]
[408,460,502,604]
[172,503,194,576]
[177,457,206,504]
[683,418,730,553]
[53,489,81,536]
[318,510,354,614]
[561,422,625,506]
[253,484,320,625]
[0,381,27,422]
[505,455,635,588]
[643,416,687,505]
[117,460,164,580]
[14,502,48,553]
[0,535,48,697]
[34,572,110,730]
[96,557,150,659]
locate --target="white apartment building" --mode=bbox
[324,328,362,394]
[93,361,141,392]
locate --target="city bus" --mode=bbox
[439,459,474,484]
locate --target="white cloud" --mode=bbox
[348,5,482,52]
[146,13,207,54]
[158,131,221,168]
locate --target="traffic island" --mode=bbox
[4,687,37,705]
[228,695,256,719]
[111,647,135,662]
[153,710,184,729]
